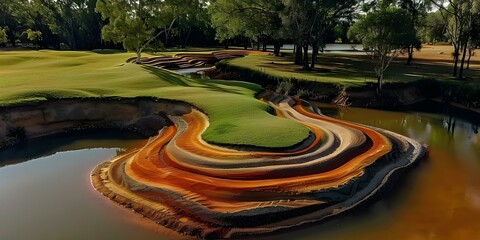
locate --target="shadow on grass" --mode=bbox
[141,65,251,95]
[253,53,480,85]
[141,66,190,87]
[90,49,127,54]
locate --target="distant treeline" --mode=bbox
[1,0,478,79]
[0,0,216,50]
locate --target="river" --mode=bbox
[0,105,479,239]
[267,43,365,54]
[0,131,184,240]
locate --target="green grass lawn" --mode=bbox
[0,50,309,148]
[225,53,480,87]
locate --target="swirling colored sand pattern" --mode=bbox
[91,93,425,239]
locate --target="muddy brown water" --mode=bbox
[0,106,479,240]
[0,131,184,240]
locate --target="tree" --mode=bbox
[467,17,480,69]
[398,0,427,65]
[362,0,425,65]
[209,0,284,54]
[0,28,7,45]
[96,0,177,63]
[282,0,359,69]
[283,0,317,69]
[348,7,417,94]
[173,1,211,48]
[458,0,480,78]
[421,11,447,44]
[309,0,359,69]
[34,0,105,49]
[1,0,32,46]
[429,0,480,78]
[25,29,42,50]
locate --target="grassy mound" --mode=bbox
[0,50,309,148]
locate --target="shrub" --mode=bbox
[295,87,312,98]
[276,79,294,95]
[60,43,70,50]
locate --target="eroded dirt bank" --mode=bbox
[208,65,480,112]
[0,98,191,149]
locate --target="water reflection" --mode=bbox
[0,104,479,240]
[288,102,480,240]
[174,67,212,79]
[0,131,184,240]
[0,130,146,168]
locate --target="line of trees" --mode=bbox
[210,0,480,82]
[209,0,359,70]
[2,0,479,81]
[0,0,214,50]
[430,0,480,79]
[1,0,104,49]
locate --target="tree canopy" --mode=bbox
[0,0,476,83]
[349,7,417,93]
[25,29,42,50]
[0,28,7,45]
[209,0,284,52]
[430,0,480,78]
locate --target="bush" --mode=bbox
[60,43,70,50]
[295,87,312,98]
[276,79,294,95]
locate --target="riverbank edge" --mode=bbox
[0,97,313,151]
[212,61,480,113]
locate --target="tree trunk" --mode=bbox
[178,27,182,48]
[135,50,142,64]
[467,50,473,70]
[294,42,303,65]
[273,41,282,57]
[70,20,77,49]
[406,46,413,65]
[303,44,309,70]
[310,44,318,69]
[164,27,168,48]
[262,42,267,52]
[182,28,191,48]
[377,73,383,95]
[459,41,468,79]
[453,45,460,77]
[10,34,15,47]
[244,37,248,50]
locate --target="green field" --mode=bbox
[0,50,309,148]
[224,52,480,87]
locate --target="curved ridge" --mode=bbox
[91,93,426,239]
[133,50,250,70]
